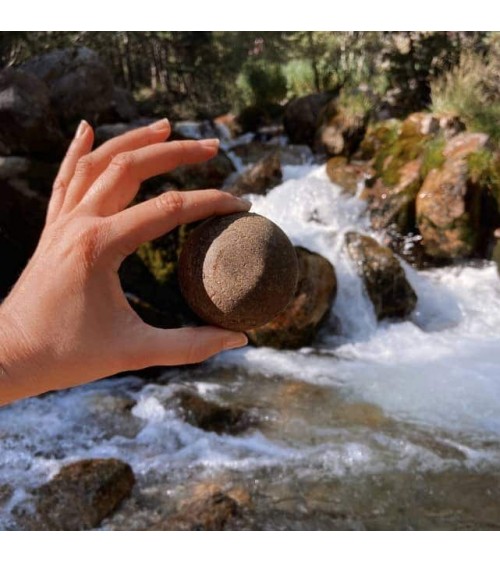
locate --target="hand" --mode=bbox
[0,119,250,406]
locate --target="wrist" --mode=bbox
[0,306,41,406]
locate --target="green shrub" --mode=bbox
[235,59,287,108]
[430,52,500,143]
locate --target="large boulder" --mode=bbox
[247,247,337,349]
[0,156,58,197]
[345,232,417,320]
[15,459,135,530]
[283,92,334,148]
[326,156,375,196]
[317,99,369,157]
[226,152,282,197]
[22,47,114,131]
[416,132,491,260]
[0,68,64,157]
[100,86,139,123]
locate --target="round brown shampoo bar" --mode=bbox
[178,212,299,331]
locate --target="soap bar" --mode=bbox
[178,212,298,331]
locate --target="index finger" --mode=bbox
[109,189,252,257]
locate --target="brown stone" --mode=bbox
[416,132,490,259]
[345,232,417,320]
[247,247,337,349]
[178,212,298,331]
[326,157,375,195]
[15,459,135,530]
[227,152,282,197]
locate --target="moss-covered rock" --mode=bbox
[345,232,417,320]
[247,247,337,349]
[416,132,493,259]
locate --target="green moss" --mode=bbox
[359,120,401,160]
[376,134,426,187]
[421,135,446,178]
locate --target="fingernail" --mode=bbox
[75,120,89,138]
[198,138,220,150]
[236,197,252,210]
[224,333,248,350]
[149,118,170,131]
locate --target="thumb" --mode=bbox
[129,325,248,369]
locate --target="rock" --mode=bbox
[226,152,282,196]
[17,459,135,530]
[178,212,299,331]
[237,103,284,134]
[0,68,64,157]
[22,47,114,132]
[362,159,422,232]
[345,232,417,320]
[283,92,334,148]
[0,156,58,197]
[317,100,369,157]
[230,142,313,166]
[0,483,13,507]
[164,149,236,190]
[247,247,337,349]
[416,132,490,260]
[0,179,47,297]
[94,119,154,145]
[100,86,139,123]
[175,389,254,435]
[154,487,245,531]
[357,119,402,161]
[326,157,375,195]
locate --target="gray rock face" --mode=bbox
[22,47,114,131]
[178,212,299,331]
[0,68,64,156]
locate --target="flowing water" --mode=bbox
[1,164,500,530]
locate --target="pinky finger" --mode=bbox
[45,120,94,224]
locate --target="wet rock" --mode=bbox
[283,92,334,148]
[0,483,13,507]
[230,142,312,166]
[345,232,417,320]
[22,47,114,132]
[226,152,282,196]
[18,459,135,530]
[178,212,299,331]
[416,132,490,259]
[326,157,375,195]
[0,179,47,297]
[154,485,248,531]
[0,68,64,157]
[85,393,140,440]
[247,247,337,349]
[175,390,254,435]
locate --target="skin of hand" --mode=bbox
[0,119,250,406]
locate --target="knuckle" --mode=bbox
[110,152,135,175]
[155,190,184,216]
[75,219,110,270]
[74,155,95,178]
[52,177,67,194]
